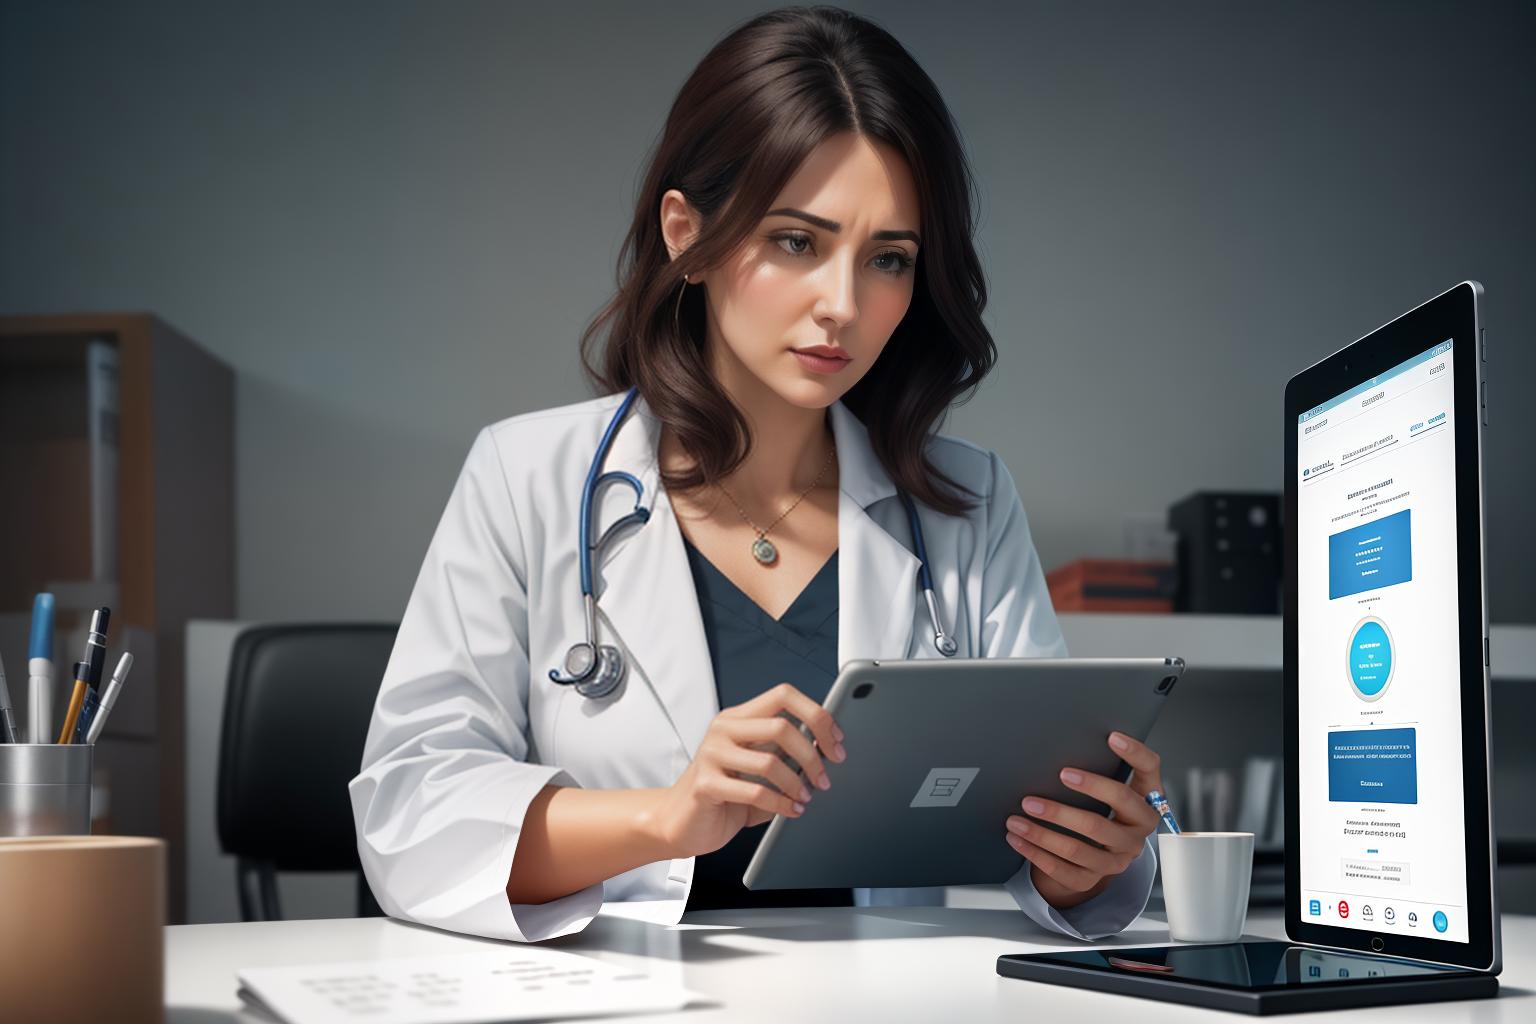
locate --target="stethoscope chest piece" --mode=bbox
[556,640,626,699]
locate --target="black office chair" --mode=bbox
[217,623,396,920]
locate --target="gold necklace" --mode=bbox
[716,440,836,566]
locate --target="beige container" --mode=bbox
[0,835,164,1024]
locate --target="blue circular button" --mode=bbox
[1348,618,1395,701]
[1433,911,1448,933]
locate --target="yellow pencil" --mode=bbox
[57,668,88,744]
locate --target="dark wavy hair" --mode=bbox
[579,5,996,515]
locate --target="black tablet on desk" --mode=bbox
[997,940,1496,1015]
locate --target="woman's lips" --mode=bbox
[792,349,852,374]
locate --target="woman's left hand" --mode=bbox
[1005,731,1164,911]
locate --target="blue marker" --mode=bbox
[1145,788,1183,834]
[29,593,57,743]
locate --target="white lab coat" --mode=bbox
[348,390,1156,943]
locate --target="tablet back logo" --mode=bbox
[910,767,980,807]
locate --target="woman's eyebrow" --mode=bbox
[766,207,919,245]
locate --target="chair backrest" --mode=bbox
[217,623,396,872]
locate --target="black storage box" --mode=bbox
[1167,491,1281,614]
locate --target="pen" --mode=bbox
[0,652,18,743]
[29,592,56,743]
[1145,788,1183,834]
[58,607,110,744]
[85,653,134,745]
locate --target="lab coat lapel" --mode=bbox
[830,402,920,667]
[591,396,720,758]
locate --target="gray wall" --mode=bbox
[3,0,1532,623]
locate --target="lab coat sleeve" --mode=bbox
[348,427,603,943]
[979,449,1158,940]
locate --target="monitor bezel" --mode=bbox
[1283,281,1498,972]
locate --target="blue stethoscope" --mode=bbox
[549,386,958,699]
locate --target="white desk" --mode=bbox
[167,908,1532,1022]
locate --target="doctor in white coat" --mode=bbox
[350,6,1166,948]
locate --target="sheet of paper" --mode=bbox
[236,947,695,1024]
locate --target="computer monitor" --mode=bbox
[1284,281,1500,972]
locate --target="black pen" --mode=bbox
[57,607,109,744]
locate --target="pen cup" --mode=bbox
[1158,831,1254,943]
[0,742,94,837]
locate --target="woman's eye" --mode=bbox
[774,233,914,276]
[776,233,812,256]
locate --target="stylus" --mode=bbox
[1145,789,1183,834]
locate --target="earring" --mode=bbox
[673,273,690,334]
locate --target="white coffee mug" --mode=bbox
[1158,831,1255,942]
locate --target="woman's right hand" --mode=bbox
[646,682,846,859]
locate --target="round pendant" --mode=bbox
[751,536,778,565]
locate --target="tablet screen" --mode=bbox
[1295,338,1466,944]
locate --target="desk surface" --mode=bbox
[167,908,1533,1022]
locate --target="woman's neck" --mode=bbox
[723,394,835,509]
[660,359,837,515]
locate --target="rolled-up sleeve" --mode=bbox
[979,450,1157,940]
[348,427,602,942]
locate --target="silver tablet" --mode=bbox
[743,656,1183,891]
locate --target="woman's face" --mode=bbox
[662,132,921,410]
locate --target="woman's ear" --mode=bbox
[659,188,702,264]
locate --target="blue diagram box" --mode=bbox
[1329,509,1413,599]
[1328,728,1417,804]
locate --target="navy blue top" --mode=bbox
[681,535,854,911]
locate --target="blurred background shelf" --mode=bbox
[1,312,233,923]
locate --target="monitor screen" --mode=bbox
[1294,338,1466,944]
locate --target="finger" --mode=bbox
[745,807,775,827]
[1018,795,1138,852]
[747,682,844,762]
[1006,816,1134,877]
[724,716,831,790]
[1005,831,1101,893]
[1107,732,1163,793]
[1058,768,1159,831]
[705,775,805,819]
[718,745,813,805]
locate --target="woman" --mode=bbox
[349,5,1165,944]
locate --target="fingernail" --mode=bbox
[1007,817,1030,836]
[834,743,846,762]
[1060,768,1083,785]
[799,784,812,802]
[816,774,831,791]
[1006,832,1023,849]
[1109,733,1129,751]
[1022,797,1046,815]
[833,724,845,741]
[792,802,805,814]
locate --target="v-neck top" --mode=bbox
[680,534,853,911]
